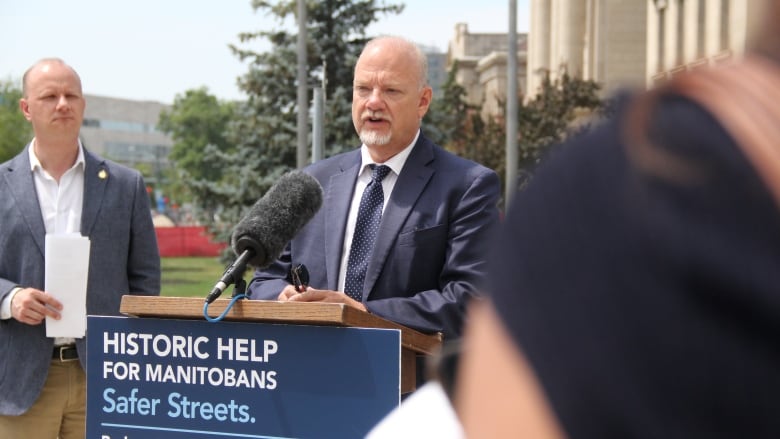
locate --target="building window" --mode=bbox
[82,118,100,128]
[104,142,168,165]
[81,118,160,134]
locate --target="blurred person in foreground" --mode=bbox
[247,36,500,342]
[455,2,780,437]
[0,58,160,438]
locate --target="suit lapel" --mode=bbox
[81,150,108,237]
[364,137,435,296]
[324,152,361,290]
[4,147,47,257]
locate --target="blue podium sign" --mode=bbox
[86,316,401,439]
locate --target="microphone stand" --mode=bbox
[205,249,253,304]
[232,276,247,298]
[203,254,251,322]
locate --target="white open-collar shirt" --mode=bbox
[30,140,86,236]
[0,141,86,345]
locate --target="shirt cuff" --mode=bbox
[1,287,22,320]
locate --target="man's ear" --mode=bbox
[418,86,433,119]
[19,98,32,122]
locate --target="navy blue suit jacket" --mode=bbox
[247,134,500,339]
[0,145,160,415]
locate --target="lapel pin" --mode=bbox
[98,169,108,180]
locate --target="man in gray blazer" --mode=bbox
[0,58,160,438]
[247,36,500,341]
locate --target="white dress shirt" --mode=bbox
[1,140,85,347]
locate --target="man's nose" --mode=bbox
[55,95,70,110]
[366,89,384,109]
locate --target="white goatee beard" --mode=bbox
[359,129,392,146]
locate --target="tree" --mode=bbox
[157,87,236,217]
[429,67,604,200]
[0,79,32,162]
[194,0,404,255]
[424,61,471,147]
[516,70,603,182]
[430,61,506,180]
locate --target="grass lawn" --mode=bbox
[161,256,230,298]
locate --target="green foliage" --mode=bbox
[430,61,506,177]
[157,87,236,215]
[0,79,32,162]
[159,2,603,261]
[158,87,236,181]
[429,67,604,199]
[424,61,470,146]
[195,0,404,262]
[516,70,603,179]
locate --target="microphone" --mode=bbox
[205,170,323,303]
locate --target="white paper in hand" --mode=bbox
[45,234,90,338]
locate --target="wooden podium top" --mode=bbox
[120,295,442,356]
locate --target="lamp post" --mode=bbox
[296,0,308,169]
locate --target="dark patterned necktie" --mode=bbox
[344,164,391,301]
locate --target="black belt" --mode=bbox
[53,344,78,361]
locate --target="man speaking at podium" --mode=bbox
[247,36,501,342]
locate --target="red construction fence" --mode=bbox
[155,226,226,257]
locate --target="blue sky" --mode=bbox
[0,0,528,103]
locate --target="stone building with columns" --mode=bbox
[527,0,648,99]
[447,23,528,119]
[527,0,767,99]
[646,0,765,85]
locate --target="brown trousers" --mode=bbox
[0,359,86,439]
